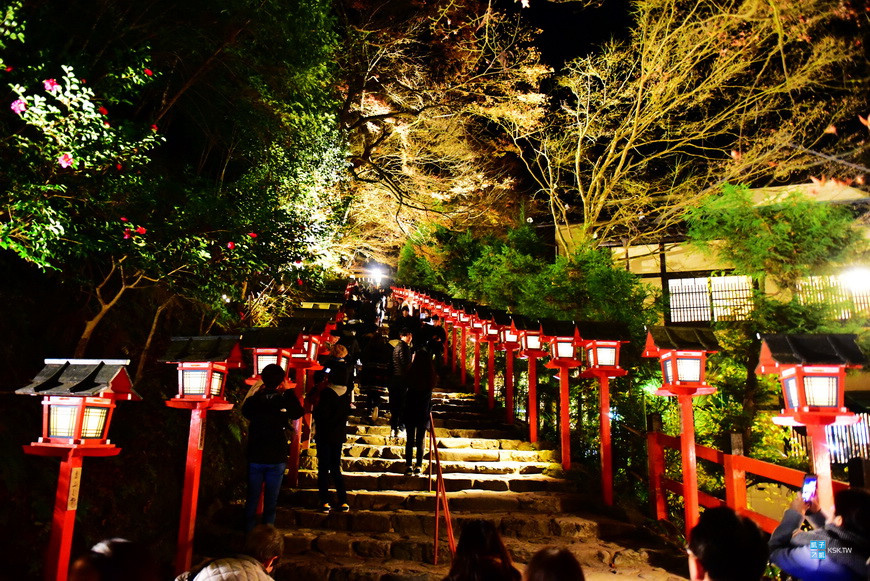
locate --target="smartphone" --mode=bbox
[801,474,818,502]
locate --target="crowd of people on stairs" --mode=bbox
[68,281,870,581]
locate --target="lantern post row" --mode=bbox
[757,333,864,514]
[15,359,140,581]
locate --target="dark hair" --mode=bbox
[260,364,286,389]
[69,538,160,581]
[834,487,870,536]
[444,520,518,581]
[524,547,585,581]
[244,524,285,565]
[688,506,768,581]
[407,350,438,391]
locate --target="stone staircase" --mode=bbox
[268,381,688,581]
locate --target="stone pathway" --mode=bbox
[269,380,689,581]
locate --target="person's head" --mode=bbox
[331,343,348,359]
[524,547,585,581]
[260,364,286,389]
[69,538,160,581]
[448,519,514,575]
[832,487,870,535]
[244,524,284,573]
[431,315,442,325]
[687,506,767,581]
[399,329,412,343]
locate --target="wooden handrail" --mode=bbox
[427,411,456,564]
[647,431,849,533]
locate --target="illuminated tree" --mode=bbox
[479,0,868,249]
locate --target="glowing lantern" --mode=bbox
[757,334,865,515]
[16,359,139,581]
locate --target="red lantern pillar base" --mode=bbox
[460,328,468,387]
[807,423,835,515]
[559,368,571,470]
[679,395,700,538]
[473,339,481,396]
[528,357,538,443]
[505,349,515,424]
[23,445,121,581]
[598,376,613,506]
[175,406,206,575]
[487,341,495,410]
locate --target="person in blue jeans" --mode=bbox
[242,364,303,532]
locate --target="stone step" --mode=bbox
[273,537,683,581]
[337,441,557,462]
[281,489,587,514]
[295,469,577,494]
[274,507,639,544]
[299,454,557,475]
[346,425,523,441]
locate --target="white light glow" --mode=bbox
[840,267,870,293]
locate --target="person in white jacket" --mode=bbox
[175,525,284,580]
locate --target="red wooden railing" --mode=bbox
[647,430,849,533]
[427,411,456,564]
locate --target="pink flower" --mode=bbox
[135,226,147,234]
[43,78,60,92]
[98,106,108,115]
[144,68,153,76]
[58,153,74,168]
[247,232,258,238]
[10,99,26,114]
[4,66,12,72]
[120,217,128,222]
[116,163,123,171]
[103,121,110,127]
[123,228,132,239]
[297,278,304,286]
[150,124,158,132]
[227,241,236,250]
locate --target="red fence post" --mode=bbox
[473,339,481,396]
[487,341,496,410]
[505,348,515,424]
[679,395,700,538]
[723,432,747,513]
[646,415,667,521]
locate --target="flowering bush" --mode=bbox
[9,65,163,173]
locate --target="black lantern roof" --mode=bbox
[159,335,243,363]
[645,326,720,352]
[240,327,302,349]
[540,319,578,338]
[15,359,139,399]
[575,321,631,342]
[512,315,542,332]
[490,310,513,327]
[759,334,866,367]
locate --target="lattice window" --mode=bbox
[798,275,870,319]
[668,275,753,323]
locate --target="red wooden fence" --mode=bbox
[647,430,849,533]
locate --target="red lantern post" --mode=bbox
[161,335,244,575]
[757,334,864,514]
[284,327,324,486]
[16,359,140,581]
[542,320,583,470]
[499,317,521,424]
[642,326,719,538]
[479,312,503,410]
[518,319,546,443]
[578,324,628,507]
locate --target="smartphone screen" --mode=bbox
[801,474,818,502]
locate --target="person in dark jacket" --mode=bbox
[769,488,870,581]
[403,349,437,475]
[242,364,304,532]
[309,345,352,513]
[389,329,413,437]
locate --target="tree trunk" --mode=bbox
[135,297,175,379]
